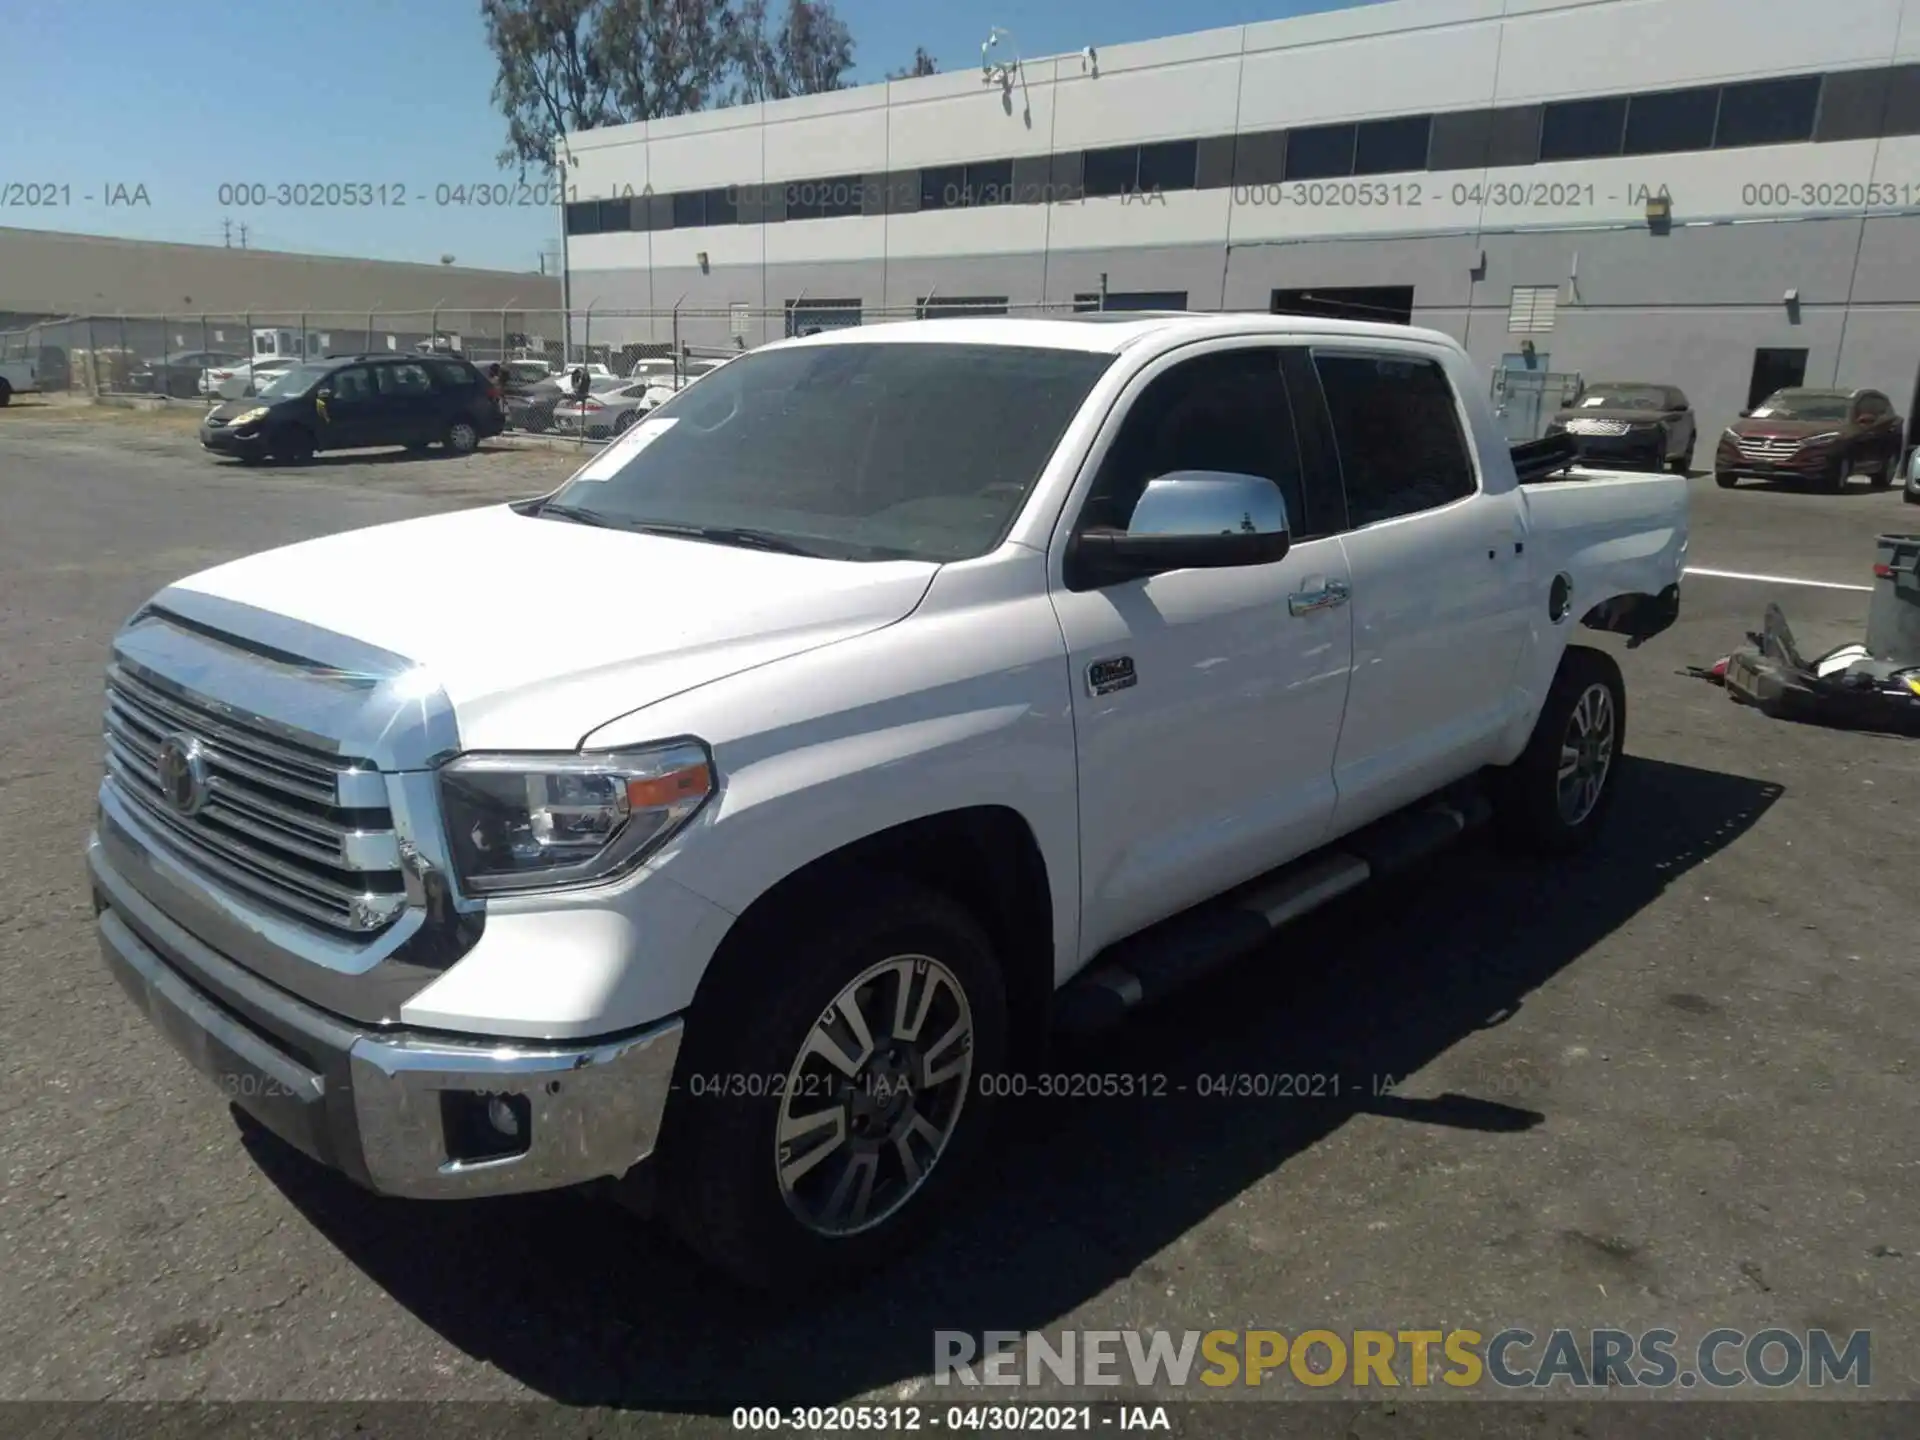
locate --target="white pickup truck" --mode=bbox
[89,314,1687,1290]
[0,353,41,405]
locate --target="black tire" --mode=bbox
[1668,451,1690,474]
[272,426,316,464]
[661,875,1009,1292]
[1870,447,1896,489]
[1490,645,1627,857]
[0,379,11,406]
[443,418,480,454]
[613,410,639,435]
[1714,470,1738,489]
[1825,454,1854,494]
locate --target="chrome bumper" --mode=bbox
[88,832,684,1200]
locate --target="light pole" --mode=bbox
[554,133,573,368]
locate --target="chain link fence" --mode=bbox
[0,298,1130,442]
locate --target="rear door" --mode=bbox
[1298,347,1533,834]
[372,360,439,444]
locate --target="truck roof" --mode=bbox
[788,312,1459,356]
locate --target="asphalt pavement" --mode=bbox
[1,410,1915,1414]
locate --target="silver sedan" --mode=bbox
[550,378,654,439]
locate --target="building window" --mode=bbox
[1073,290,1188,313]
[1136,140,1198,192]
[1539,96,1627,160]
[965,158,1015,204]
[1715,75,1822,148]
[1083,146,1140,198]
[1623,86,1720,154]
[1508,285,1558,334]
[784,176,865,220]
[785,298,863,336]
[917,296,1010,319]
[564,200,602,236]
[672,191,707,228]
[1285,123,1356,180]
[597,197,634,232]
[1354,116,1431,175]
[921,164,966,210]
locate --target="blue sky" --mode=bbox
[11,0,1378,273]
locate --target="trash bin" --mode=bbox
[1865,533,1920,664]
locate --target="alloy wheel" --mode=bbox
[775,954,975,1237]
[1556,682,1615,827]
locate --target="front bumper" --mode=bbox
[1559,429,1666,466]
[200,423,268,457]
[88,830,684,1200]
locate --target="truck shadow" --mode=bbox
[241,754,1781,1412]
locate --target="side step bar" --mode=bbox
[1053,788,1492,1039]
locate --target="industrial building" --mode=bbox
[561,0,1920,450]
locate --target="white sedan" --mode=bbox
[204,357,300,399]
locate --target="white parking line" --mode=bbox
[1684,566,1874,593]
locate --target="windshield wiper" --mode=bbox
[625,521,824,556]
[535,499,626,529]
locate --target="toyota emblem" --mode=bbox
[155,733,211,816]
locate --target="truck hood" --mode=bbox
[169,503,939,751]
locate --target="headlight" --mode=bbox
[230,406,268,427]
[1801,431,1841,445]
[1722,428,1741,441]
[437,741,713,894]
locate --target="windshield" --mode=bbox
[1752,391,1851,420]
[257,363,330,398]
[542,341,1115,563]
[1579,387,1668,410]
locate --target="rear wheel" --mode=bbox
[1490,645,1626,857]
[614,410,639,435]
[0,379,11,406]
[442,418,479,454]
[662,875,1008,1291]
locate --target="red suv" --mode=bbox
[1715,387,1904,493]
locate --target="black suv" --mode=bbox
[200,354,504,464]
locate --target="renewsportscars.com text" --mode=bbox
[934,1327,1871,1391]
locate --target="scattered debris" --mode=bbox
[1689,602,1920,736]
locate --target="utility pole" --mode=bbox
[222,217,232,248]
[238,224,249,249]
[554,134,572,368]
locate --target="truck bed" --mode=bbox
[1519,466,1689,618]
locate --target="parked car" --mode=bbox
[500,363,568,433]
[91,315,1687,1292]
[1903,446,1920,506]
[551,378,657,438]
[1545,381,1695,473]
[198,353,503,463]
[0,353,43,405]
[1715,387,1904,492]
[204,356,300,399]
[130,350,246,399]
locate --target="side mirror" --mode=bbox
[1071,471,1292,588]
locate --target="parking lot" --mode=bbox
[1,405,1915,1412]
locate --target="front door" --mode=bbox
[1049,344,1355,957]
[1300,347,1533,832]
[315,365,377,449]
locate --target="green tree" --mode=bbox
[887,47,937,80]
[729,0,855,102]
[482,0,618,171]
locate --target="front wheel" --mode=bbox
[1715,470,1738,489]
[1490,645,1626,857]
[1827,455,1855,494]
[662,876,1008,1291]
[442,418,479,454]
[0,379,12,406]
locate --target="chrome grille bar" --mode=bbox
[102,669,406,936]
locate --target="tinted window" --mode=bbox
[785,176,864,220]
[428,360,477,389]
[1286,123,1356,180]
[1083,146,1138,197]
[921,163,965,210]
[597,198,632,232]
[542,343,1115,564]
[564,200,601,236]
[1539,96,1627,160]
[1715,76,1821,147]
[672,190,708,228]
[1077,350,1307,539]
[1137,140,1198,192]
[376,363,433,396]
[1313,353,1475,526]
[1624,86,1720,154]
[966,158,1015,204]
[328,366,375,403]
[1354,115,1431,174]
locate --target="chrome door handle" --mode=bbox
[1288,578,1351,616]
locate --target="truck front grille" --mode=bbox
[1737,437,1801,461]
[102,665,408,935]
